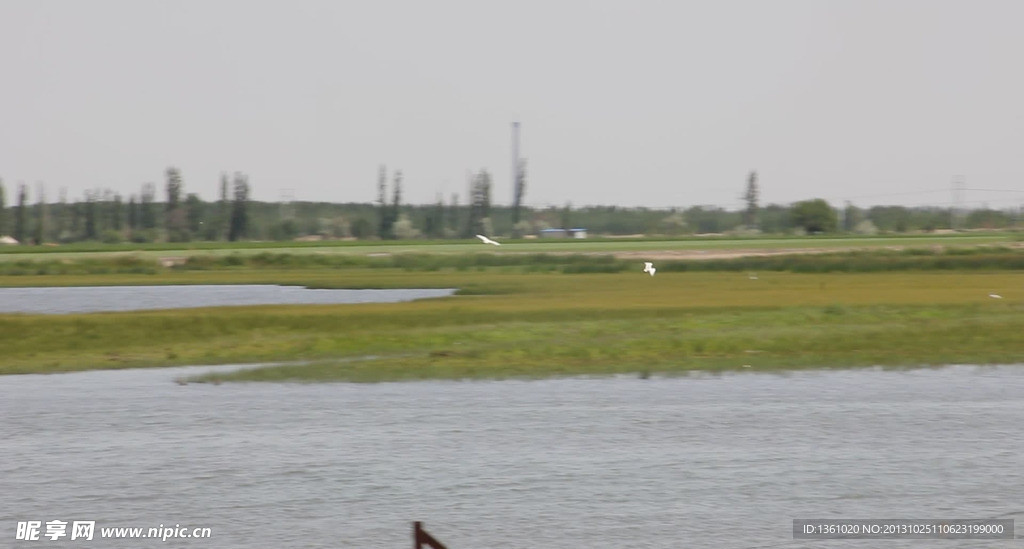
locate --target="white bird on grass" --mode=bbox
[643,262,656,276]
[475,234,501,246]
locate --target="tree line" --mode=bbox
[0,169,1018,245]
[0,169,251,244]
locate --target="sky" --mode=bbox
[2,0,1023,211]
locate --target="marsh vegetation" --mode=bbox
[1,236,1020,381]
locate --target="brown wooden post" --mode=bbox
[413,521,448,549]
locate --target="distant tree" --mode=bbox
[350,217,373,239]
[127,195,138,232]
[842,201,861,232]
[790,199,838,233]
[466,169,492,237]
[228,172,250,241]
[140,183,157,230]
[0,178,6,236]
[376,165,390,239]
[426,194,445,238]
[98,189,115,235]
[14,183,27,243]
[33,184,47,244]
[55,188,71,242]
[742,171,759,229]
[111,193,123,232]
[684,205,728,233]
[390,169,403,238]
[512,159,527,234]
[965,208,1012,229]
[83,190,98,240]
[392,213,420,239]
[560,202,572,231]
[447,193,460,236]
[867,206,911,233]
[218,173,230,240]
[854,219,878,235]
[165,167,188,241]
[185,193,203,236]
[269,218,299,241]
[68,198,82,241]
[659,211,687,235]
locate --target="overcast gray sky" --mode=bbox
[2,0,1022,210]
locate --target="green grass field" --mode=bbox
[1,259,1020,381]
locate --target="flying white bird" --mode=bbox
[643,262,656,276]
[989,294,1003,299]
[475,234,501,246]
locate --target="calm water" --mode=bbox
[1,365,1022,548]
[0,285,456,314]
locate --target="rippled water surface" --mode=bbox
[1,365,1022,548]
[0,285,456,314]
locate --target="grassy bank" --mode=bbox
[0,244,1021,278]
[1,268,1020,381]
[0,231,1017,262]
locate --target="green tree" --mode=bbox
[790,199,838,233]
[127,195,138,233]
[684,205,729,233]
[111,194,123,232]
[69,199,82,241]
[0,178,6,236]
[185,193,203,237]
[140,183,157,230]
[350,217,373,239]
[867,206,911,233]
[466,169,492,237]
[228,172,250,241]
[390,169,403,239]
[83,190,98,240]
[165,167,188,241]
[425,194,445,238]
[392,213,420,239]
[743,171,759,229]
[218,173,230,240]
[842,201,861,232]
[55,188,71,242]
[14,183,27,243]
[33,184,47,244]
[377,165,390,239]
[447,193,460,236]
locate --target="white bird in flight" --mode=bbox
[643,262,656,276]
[989,293,1003,299]
[475,234,501,246]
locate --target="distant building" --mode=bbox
[539,228,587,239]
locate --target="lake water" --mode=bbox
[0,285,456,314]
[1,365,1021,548]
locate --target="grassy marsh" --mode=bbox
[0,260,1020,381]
